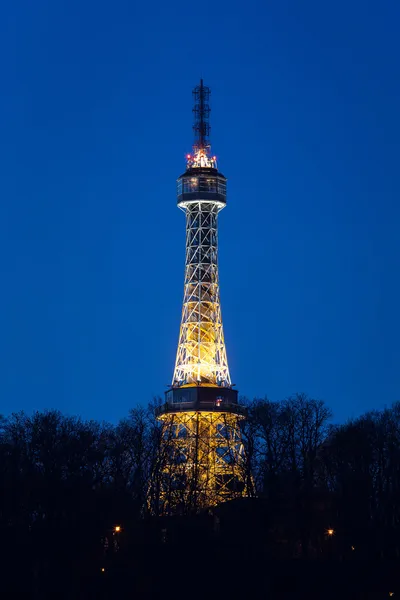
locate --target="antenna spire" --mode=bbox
[193,78,211,152]
[187,79,217,169]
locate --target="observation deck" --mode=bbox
[177,167,227,209]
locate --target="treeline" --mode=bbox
[1,394,400,596]
[242,394,400,559]
[0,404,160,597]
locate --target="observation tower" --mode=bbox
[152,80,248,515]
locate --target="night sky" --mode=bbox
[1,0,399,423]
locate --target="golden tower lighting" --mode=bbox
[151,80,248,515]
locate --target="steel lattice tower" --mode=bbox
[150,81,248,516]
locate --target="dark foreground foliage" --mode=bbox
[1,393,400,599]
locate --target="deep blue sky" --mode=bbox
[1,0,399,423]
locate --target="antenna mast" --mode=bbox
[188,79,217,169]
[193,79,210,152]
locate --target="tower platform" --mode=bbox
[156,385,246,418]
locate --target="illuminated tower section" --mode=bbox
[153,81,248,515]
[173,82,230,388]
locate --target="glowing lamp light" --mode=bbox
[326,528,334,536]
[101,568,105,573]
[389,593,394,598]
[114,525,121,533]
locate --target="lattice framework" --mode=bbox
[150,411,247,515]
[173,201,231,387]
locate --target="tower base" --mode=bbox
[149,402,248,516]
